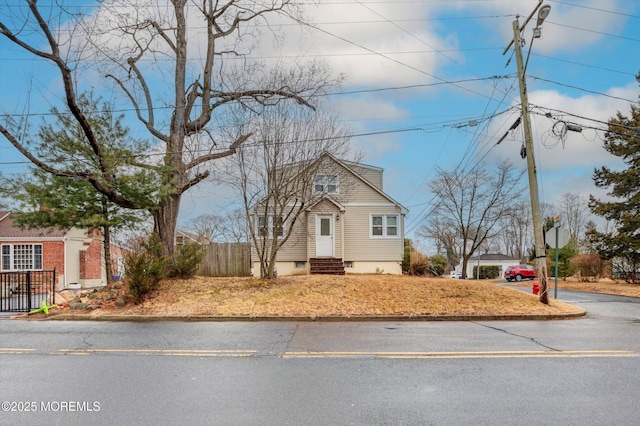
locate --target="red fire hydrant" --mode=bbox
[532,281,539,295]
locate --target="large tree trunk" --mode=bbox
[153,194,181,258]
[445,247,458,272]
[461,253,472,279]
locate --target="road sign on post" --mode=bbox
[545,227,570,249]
[546,220,570,298]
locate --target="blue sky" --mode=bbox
[1,0,640,249]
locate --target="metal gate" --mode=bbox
[0,269,56,313]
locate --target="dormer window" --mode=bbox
[314,175,339,194]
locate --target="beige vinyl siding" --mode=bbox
[331,172,388,205]
[344,164,383,190]
[250,212,308,262]
[275,214,308,261]
[342,205,403,261]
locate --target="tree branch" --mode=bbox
[185,133,251,170]
[106,71,169,143]
[0,123,139,209]
[186,89,315,135]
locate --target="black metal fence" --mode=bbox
[0,269,56,313]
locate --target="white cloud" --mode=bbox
[333,95,407,160]
[335,95,409,123]
[489,80,638,206]
[270,1,458,88]
[438,0,627,55]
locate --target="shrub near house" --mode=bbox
[473,265,501,279]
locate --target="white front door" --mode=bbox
[316,215,334,257]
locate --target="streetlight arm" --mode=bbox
[503,0,544,55]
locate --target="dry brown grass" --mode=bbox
[544,277,640,298]
[80,275,584,318]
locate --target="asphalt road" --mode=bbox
[1,289,639,425]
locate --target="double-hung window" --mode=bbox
[1,244,43,271]
[1,245,8,270]
[257,216,285,238]
[370,215,399,238]
[314,175,339,194]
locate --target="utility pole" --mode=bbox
[504,0,551,304]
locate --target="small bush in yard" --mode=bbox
[125,234,168,301]
[167,244,205,279]
[571,254,604,282]
[409,252,430,275]
[472,265,501,279]
[429,254,447,276]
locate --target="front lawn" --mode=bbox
[65,275,583,318]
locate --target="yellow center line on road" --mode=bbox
[282,350,638,359]
[0,348,37,354]
[56,349,258,357]
[1,348,637,359]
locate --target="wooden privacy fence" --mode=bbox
[198,243,251,277]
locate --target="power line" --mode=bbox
[548,21,640,43]
[403,112,520,235]
[531,53,635,77]
[353,0,509,99]
[0,106,518,170]
[0,75,512,120]
[529,77,639,104]
[548,0,640,19]
[328,75,512,96]
[531,106,638,132]
[292,15,510,104]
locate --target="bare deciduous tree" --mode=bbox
[186,209,250,243]
[228,100,353,279]
[417,216,462,271]
[425,161,524,279]
[0,0,334,257]
[495,202,532,261]
[560,192,589,244]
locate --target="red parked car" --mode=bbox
[504,264,536,282]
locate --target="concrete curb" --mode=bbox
[39,310,587,322]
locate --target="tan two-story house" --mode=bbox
[251,153,407,276]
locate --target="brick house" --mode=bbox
[0,211,106,289]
